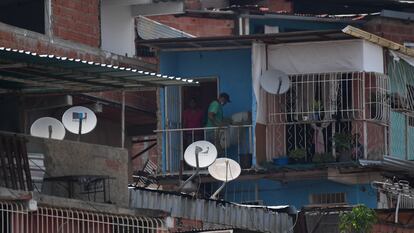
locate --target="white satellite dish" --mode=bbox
[208,158,241,199]
[178,141,218,192]
[184,140,217,168]
[208,158,241,182]
[62,106,97,135]
[30,117,66,140]
[260,69,291,95]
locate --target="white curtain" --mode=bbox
[252,42,267,124]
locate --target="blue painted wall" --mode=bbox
[160,49,253,116]
[223,179,377,209]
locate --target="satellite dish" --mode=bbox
[30,117,66,140]
[260,69,290,94]
[209,158,241,199]
[208,158,241,182]
[178,141,218,192]
[62,106,97,134]
[184,141,217,168]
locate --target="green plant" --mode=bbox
[289,148,306,160]
[339,205,377,233]
[313,153,335,163]
[333,133,352,152]
[311,100,323,111]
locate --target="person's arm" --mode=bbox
[208,112,220,126]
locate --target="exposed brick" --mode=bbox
[364,17,414,44]
[266,0,294,13]
[148,15,235,37]
[51,0,100,47]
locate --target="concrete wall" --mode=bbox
[27,136,129,207]
[101,4,136,57]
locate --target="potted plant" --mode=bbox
[339,205,377,233]
[333,133,353,162]
[288,148,306,163]
[309,100,323,121]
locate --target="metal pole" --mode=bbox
[211,160,229,199]
[178,146,202,191]
[121,91,125,148]
[395,193,401,223]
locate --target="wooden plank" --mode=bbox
[0,136,10,187]
[18,136,33,191]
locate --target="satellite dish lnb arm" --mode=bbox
[178,146,202,191]
[210,161,229,200]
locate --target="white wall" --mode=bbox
[101,4,135,57]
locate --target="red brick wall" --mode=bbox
[149,15,234,37]
[184,0,202,10]
[266,0,294,13]
[51,0,100,47]
[364,17,414,44]
[373,224,414,233]
[169,218,203,233]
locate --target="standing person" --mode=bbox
[205,93,231,153]
[183,98,204,145]
[206,92,231,127]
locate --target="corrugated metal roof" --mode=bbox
[137,16,194,40]
[129,188,293,233]
[360,156,414,175]
[136,29,353,51]
[0,46,197,94]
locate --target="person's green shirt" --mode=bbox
[206,100,223,127]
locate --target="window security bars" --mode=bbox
[265,72,390,162]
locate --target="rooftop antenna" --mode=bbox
[30,117,66,140]
[209,158,241,200]
[372,178,414,223]
[178,140,217,192]
[62,106,97,141]
[260,69,291,95]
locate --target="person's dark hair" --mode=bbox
[219,92,231,103]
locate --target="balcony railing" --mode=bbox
[155,125,253,174]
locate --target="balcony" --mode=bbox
[155,125,253,174]
[264,71,390,164]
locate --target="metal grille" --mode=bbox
[266,72,389,124]
[309,192,346,205]
[0,201,167,233]
[265,72,390,161]
[0,134,33,191]
[388,56,414,160]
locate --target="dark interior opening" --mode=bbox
[0,0,45,34]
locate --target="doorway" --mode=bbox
[182,77,218,118]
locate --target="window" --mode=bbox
[309,192,346,205]
[0,0,45,34]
